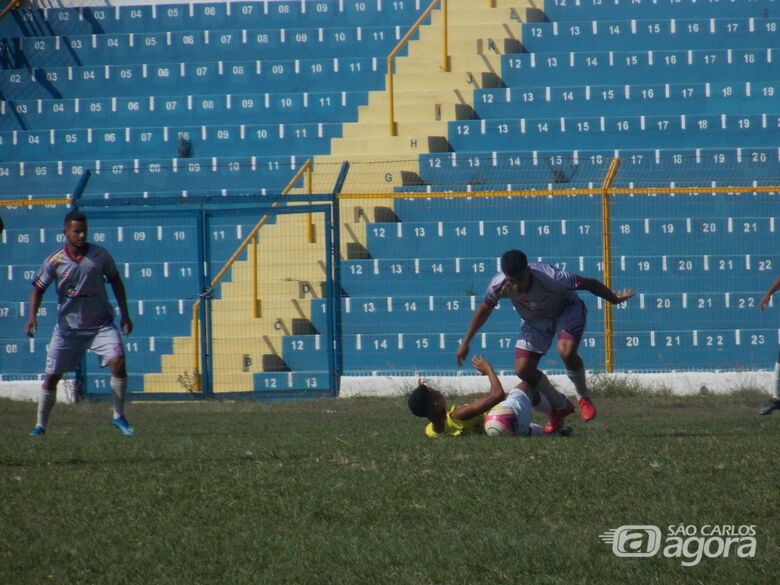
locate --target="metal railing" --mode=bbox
[387,0,448,136]
[0,0,20,22]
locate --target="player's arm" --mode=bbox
[759,274,780,311]
[451,355,506,420]
[109,274,133,335]
[577,276,635,305]
[456,301,494,366]
[24,286,44,337]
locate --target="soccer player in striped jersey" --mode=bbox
[456,249,635,432]
[25,210,135,436]
[758,273,780,415]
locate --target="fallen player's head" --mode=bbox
[408,382,445,419]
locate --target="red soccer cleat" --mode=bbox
[544,399,575,434]
[579,396,597,421]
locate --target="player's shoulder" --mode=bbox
[529,260,557,276]
[87,243,113,260]
[487,271,506,287]
[44,247,69,265]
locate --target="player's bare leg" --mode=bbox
[515,352,574,433]
[558,339,596,421]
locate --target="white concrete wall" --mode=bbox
[1,370,773,402]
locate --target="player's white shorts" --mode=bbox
[45,323,125,375]
[498,388,533,436]
[515,298,587,357]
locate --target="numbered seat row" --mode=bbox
[0,298,193,337]
[501,48,780,86]
[0,90,368,131]
[447,113,780,152]
[0,155,308,195]
[391,186,778,221]
[0,260,207,300]
[277,326,775,374]
[307,290,776,336]
[522,16,780,52]
[416,147,780,191]
[0,215,265,264]
[542,0,780,22]
[0,122,341,161]
[0,1,428,37]
[339,252,778,296]
[0,335,173,376]
[362,212,775,258]
[474,81,780,119]
[0,56,385,100]
[0,25,410,69]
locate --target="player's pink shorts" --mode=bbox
[514,298,587,357]
[45,323,125,375]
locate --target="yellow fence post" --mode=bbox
[306,162,315,243]
[600,158,621,373]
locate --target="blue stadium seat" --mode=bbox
[0,91,368,131]
[542,0,780,22]
[611,326,774,371]
[0,155,305,195]
[253,371,331,394]
[612,253,780,291]
[619,291,771,329]
[365,219,601,258]
[0,56,386,100]
[340,255,605,297]
[0,122,342,161]
[0,25,407,68]
[311,295,526,334]
[448,113,780,152]
[0,1,428,38]
[501,48,780,86]
[392,192,603,221]
[474,81,780,119]
[522,17,780,52]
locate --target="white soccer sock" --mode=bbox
[566,366,589,398]
[529,423,545,437]
[533,391,552,416]
[774,362,780,401]
[531,374,568,411]
[110,376,128,419]
[36,385,57,429]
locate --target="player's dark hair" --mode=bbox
[408,383,434,418]
[501,249,528,277]
[64,210,87,227]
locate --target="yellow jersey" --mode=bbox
[424,405,485,437]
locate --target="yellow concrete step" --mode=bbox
[356,97,474,124]
[329,133,448,156]
[143,371,257,394]
[311,154,419,194]
[340,119,447,139]
[392,53,502,75]
[414,22,522,49]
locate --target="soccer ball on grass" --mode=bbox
[483,406,517,437]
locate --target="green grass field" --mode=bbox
[1,389,777,585]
